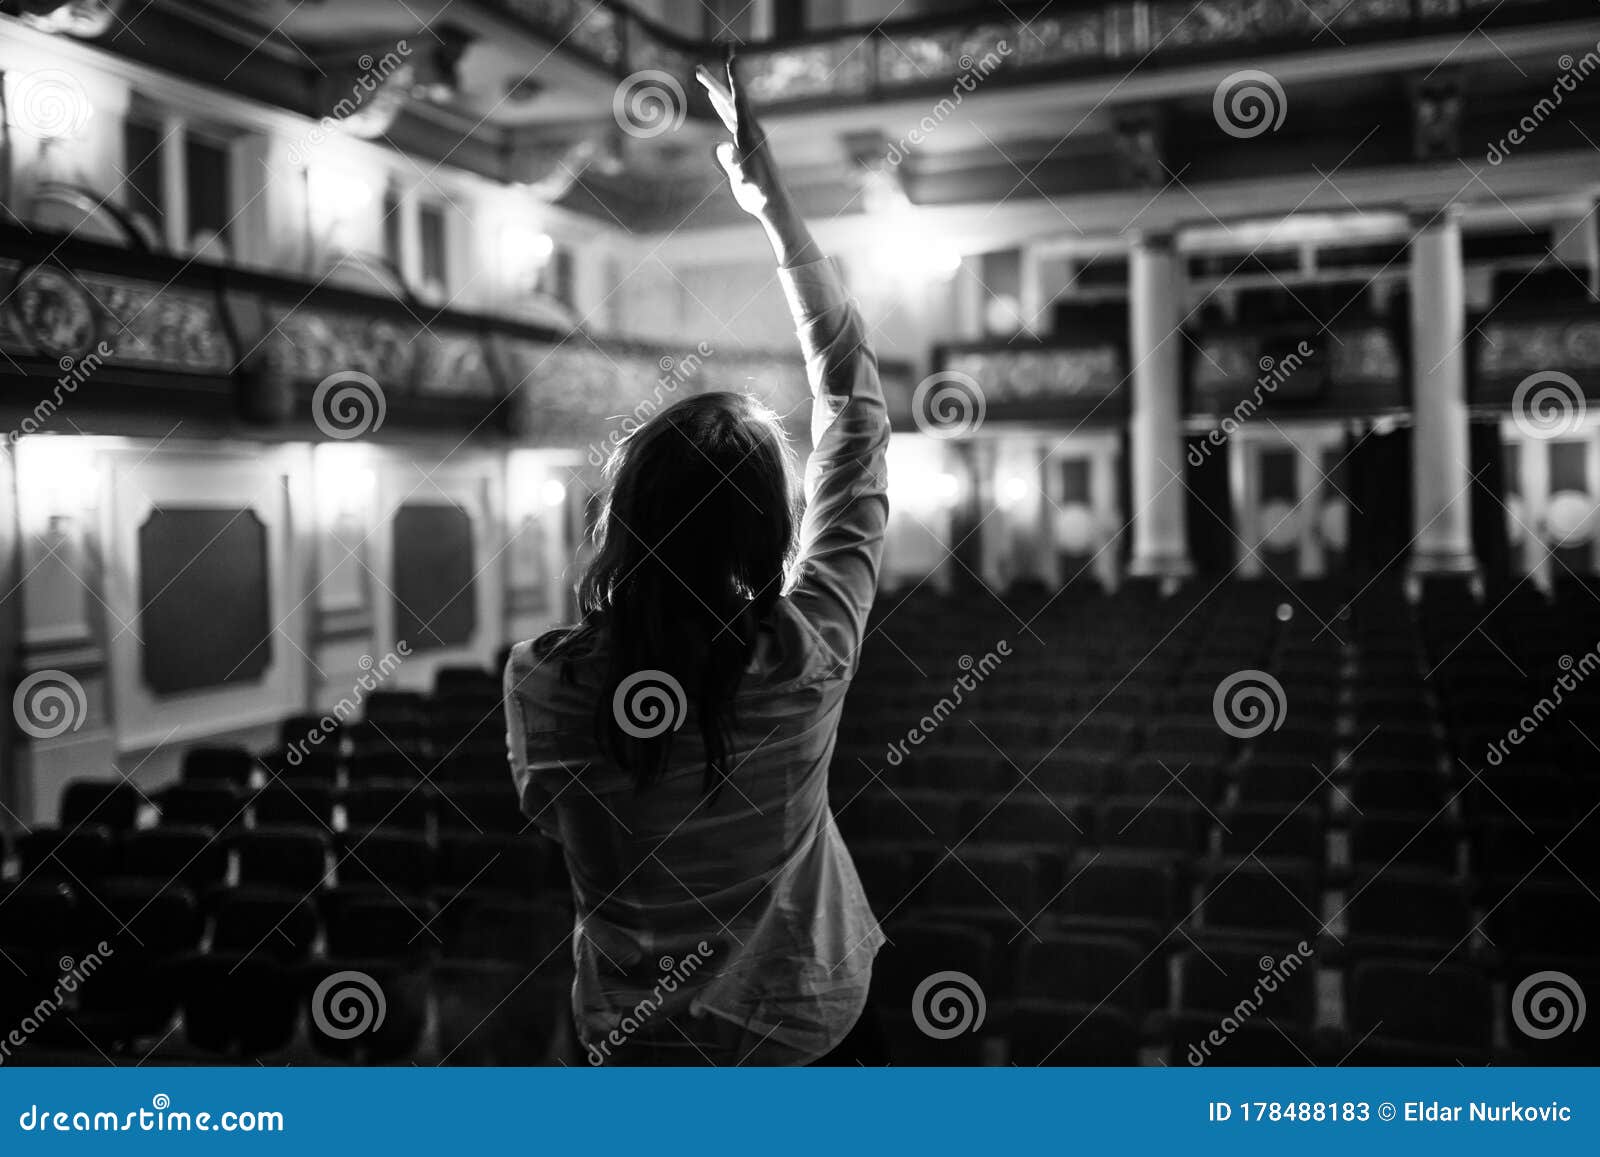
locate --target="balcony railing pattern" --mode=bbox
[482,0,1574,103]
[0,227,820,446]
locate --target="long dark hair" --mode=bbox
[553,391,800,795]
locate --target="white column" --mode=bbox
[1127,234,1192,580]
[160,114,188,254]
[953,256,986,341]
[397,191,424,294]
[1408,208,1478,578]
[1019,244,1047,337]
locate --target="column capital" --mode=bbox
[1130,230,1177,253]
[1406,203,1464,233]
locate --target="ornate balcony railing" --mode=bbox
[0,225,838,448]
[484,0,1590,108]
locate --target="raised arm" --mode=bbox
[697,54,889,671]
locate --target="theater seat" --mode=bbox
[960,794,1086,850]
[343,781,433,833]
[1484,881,1600,960]
[233,828,330,892]
[1006,1001,1139,1065]
[60,778,142,831]
[1346,959,1492,1055]
[157,783,244,830]
[1015,932,1147,1015]
[249,781,336,829]
[16,826,116,884]
[75,881,202,1049]
[210,888,320,965]
[120,826,229,893]
[181,955,301,1057]
[1177,940,1317,1030]
[835,789,964,844]
[1217,805,1325,869]
[1343,869,1470,954]
[181,745,257,789]
[1048,854,1178,955]
[324,890,436,961]
[338,830,435,899]
[1165,1012,1316,1066]
[1096,797,1203,858]
[1198,860,1320,941]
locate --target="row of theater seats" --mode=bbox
[832,576,1600,1064]
[4,578,1596,1064]
[0,665,581,1064]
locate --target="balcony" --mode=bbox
[482,0,1591,109]
[0,223,851,449]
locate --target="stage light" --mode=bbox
[10,69,93,141]
[306,167,375,244]
[14,437,99,534]
[541,478,567,508]
[505,228,555,267]
[316,444,375,526]
[934,472,960,504]
[1000,475,1030,506]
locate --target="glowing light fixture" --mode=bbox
[10,69,93,141]
[316,444,375,526]
[15,437,99,533]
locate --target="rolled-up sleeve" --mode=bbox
[779,258,889,673]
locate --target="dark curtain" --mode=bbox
[1345,422,1413,575]
[1468,420,1510,587]
[1184,434,1234,574]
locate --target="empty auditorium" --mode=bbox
[1,0,1598,1095]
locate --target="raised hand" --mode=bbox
[695,50,819,267]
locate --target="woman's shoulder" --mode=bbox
[504,626,606,740]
